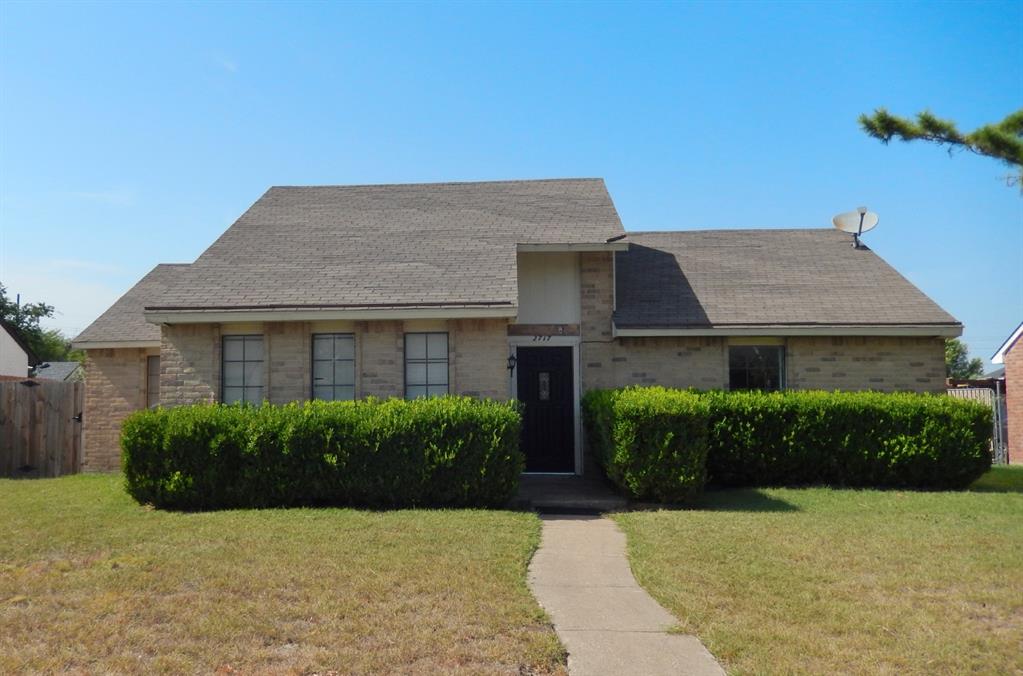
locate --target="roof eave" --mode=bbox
[991,321,1023,364]
[613,323,963,338]
[145,304,518,324]
[517,242,628,252]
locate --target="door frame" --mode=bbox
[508,336,582,475]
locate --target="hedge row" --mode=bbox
[583,387,993,501]
[122,397,523,510]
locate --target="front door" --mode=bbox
[517,346,575,472]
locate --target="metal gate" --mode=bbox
[947,385,1008,464]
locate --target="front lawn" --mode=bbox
[614,466,1023,675]
[0,474,564,674]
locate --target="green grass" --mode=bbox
[0,474,565,675]
[614,466,1023,675]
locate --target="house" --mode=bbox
[992,321,1023,464]
[32,360,85,382]
[0,319,39,378]
[73,179,960,474]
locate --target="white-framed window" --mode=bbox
[312,333,356,401]
[146,355,160,408]
[222,335,264,404]
[728,345,785,391]
[405,332,449,398]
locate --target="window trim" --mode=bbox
[310,332,357,401]
[404,331,450,399]
[727,344,786,392]
[221,334,265,404]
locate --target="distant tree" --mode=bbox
[858,108,1023,188]
[945,338,984,380]
[0,282,82,362]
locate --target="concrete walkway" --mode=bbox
[528,515,724,676]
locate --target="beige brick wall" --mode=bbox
[579,251,615,393]
[357,321,404,398]
[267,321,311,404]
[585,337,729,390]
[160,323,221,406]
[82,347,152,471]
[1004,343,1023,464]
[787,336,946,393]
[451,318,510,399]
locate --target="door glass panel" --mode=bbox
[538,372,551,401]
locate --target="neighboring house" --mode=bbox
[33,360,85,382]
[0,319,39,377]
[73,179,960,473]
[992,321,1023,464]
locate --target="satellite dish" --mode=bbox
[832,207,879,248]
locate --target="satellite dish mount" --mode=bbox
[832,206,879,249]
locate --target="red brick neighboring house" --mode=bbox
[992,321,1023,464]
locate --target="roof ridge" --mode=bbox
[626,227,837,235]
[268,178,605,190]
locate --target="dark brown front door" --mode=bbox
[517,346,575,472]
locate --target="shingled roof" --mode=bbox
[146,179,625,313]
[614,229,960,331]
[74,264,189,346]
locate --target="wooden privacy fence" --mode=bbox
[0,379,84,478]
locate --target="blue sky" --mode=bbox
[1,1,1020,366]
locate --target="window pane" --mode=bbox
[427,385,448,397]
[406,362,427,385]
[313,385,334,401]
[334,360,355,386]
[244,362,263,386]
[244,337,263,361]
[243,386,263,404]
[223,387,243,404]
[406,385,427,399]
[223,337,244,361]
[729,346,783,392]
[313,360,334,385]
[334,385,355,401]
[427,362,448,385]
[405,333,427,359]
[427,333,447,358]
[224,362,244,387]
[313,335,334,360]
[334,335,355,360]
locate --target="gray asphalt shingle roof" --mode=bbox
[147,179,625,311]
[34,361,83,381]
[74,264,189,345]
[614,229,959,329]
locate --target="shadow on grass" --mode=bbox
[968,466,1023,494]
[696,488,801,512]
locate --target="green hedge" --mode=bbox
[121,397,524,510]
[582,388,710,503]
[583,387,992,498]
[702,390,992,489]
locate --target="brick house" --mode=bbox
[73,179,961,474]
[992,321,1023,464]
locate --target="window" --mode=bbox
[146,355,160,408]
[222,335,264,404]
[312,333,356,401]
[405,332,448,398]
[729,345,785,391]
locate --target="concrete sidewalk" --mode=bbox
[528,515,724,676]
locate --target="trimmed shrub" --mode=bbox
[703,390,992,489]
[582,387,710,503]
[583,388,992,495]
[121,397,524,510]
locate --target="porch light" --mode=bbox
[507,354,517,374]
